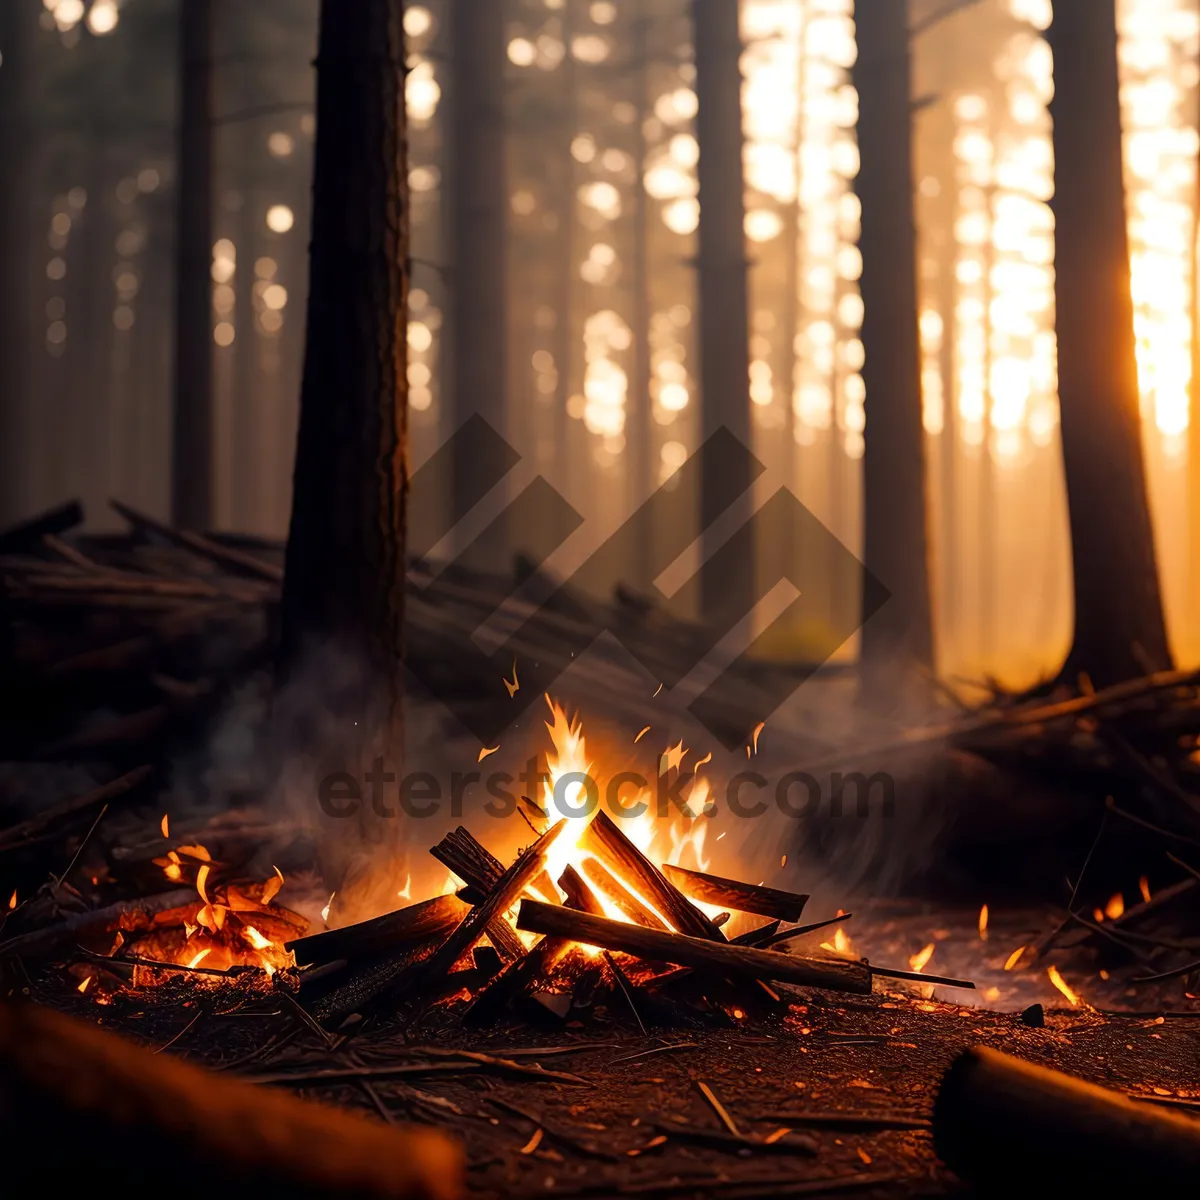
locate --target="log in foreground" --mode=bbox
[933,1045,1200,1192]
[0,1001,461,1199]
[287,892,469,966]
[661,863,809,922]
[515,899,872,994]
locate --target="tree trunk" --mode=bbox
[0,0,37,526]
[446,0,508,566]
[692,0,753,621]
[853,0,934,694]
[171,0,215,530]
[278,0,409,914]
[1049,0,1172,686]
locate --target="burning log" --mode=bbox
[515,899,872,994]
[428,828,528,961]
[933,1045,1200,1192]
[660,864,809,922]
[582,811,725,940]
[0,1001,461,1199]
[287,893,469,966]
[415,820,570,989]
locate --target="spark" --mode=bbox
[978,904,989,940]
[653,683,663,697]
[781,854,787,867]
[321,892,336,924]
[519,1128,544,1155]
[1105,892,1125,920]
[1138,876,1152,903]
[634,725,651,743]
[186,948,212,970]
[908,943,935,973]
[503,660,520,697]
[478,744,500,763]
[1047,965,1081,1007]
[398,873,413,901]
[196,863,211,906]
[1004,945,1026,971]
[751,721,765,754]
[160,813,169,837]
[77,976,92,994]
[7,889,15,910]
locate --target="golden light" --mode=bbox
[908,943,935,973]
[265,205,295,234]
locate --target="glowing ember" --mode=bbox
[77,975,91,994]
[1139,876,1152,904]
[634,725,651,743]
[978,904,988,940]
[321,892,336,924]
[503,660,520,697]
[1003,945,1025,971]
[1105,892,1125,920]
[908,943,935,973]
[186,948,212,969]
[7,889,16,910]
[1047,965,1081,1007]
[160,813,169,837]
[751,721,765,754]
[397,873,412,901]
[477,745,499,763]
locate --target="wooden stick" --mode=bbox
[286,893,469,966]
[0,500,84,555]
[110,498,284,583]
[428,828,528,961]
[0,1001,460,1199]
[416,821,570,988]
[515,900,872,994]
[582,811,725,940]
[661,864,809,922]
[0,765,153,851]
[933,1045,1200,1191]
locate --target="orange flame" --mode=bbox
[1047,965,1081,1007]
[908,943,935,973]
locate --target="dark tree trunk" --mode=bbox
[0,0,37,525]
[692,0,753,620]
[1049,0,1172,686]
[171,0,215,530]
[446,0,508,563]
[278,0,409,909]
[852,0,934,690]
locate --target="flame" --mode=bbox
[261,865,284,907]
[1047,965,1081,1007]
[978,904,988,940]
[241,925,272,951]
[7,889,16,910]
[77,975,92,994]
[321,892,336,923]
[822,927,853,956]
[908,943,935,973]
[397,873,412,901]
[1104,892,1125,920]
[1004,945,1025,971]
[478,745,500,763]
[186,948,211,969]
[160,814,169,838]
[751,721,765,755]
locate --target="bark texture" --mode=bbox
[170,0,215,529]
[853,0,934,689]
[1049,0,1172,685]
[278,0,409,906]
[692,0,754,621]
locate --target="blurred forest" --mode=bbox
[3,0,1200,692]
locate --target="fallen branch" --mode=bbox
[286,894,469,966]
[661,865,808,922]
[515,900,872,994]
[0,765,153,851]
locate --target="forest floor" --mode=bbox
[30,899,1200,1200]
